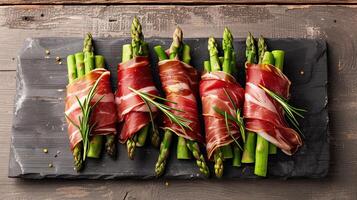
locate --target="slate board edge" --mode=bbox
[8,37,330,180]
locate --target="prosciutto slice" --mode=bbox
[116,56,159,143]
[158,59,203,143]
[199,71,245,159]
[244,63,303,155]
[65,68,117,150]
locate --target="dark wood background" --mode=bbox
[0,2,356,200]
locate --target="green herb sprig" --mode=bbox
[259,84,306,134]
[212,88,246,150]
[128,87,193,134]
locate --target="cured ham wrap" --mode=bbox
[242,34,304,177]
[115,17,160,159]
[158,59,202,142]
[200,72,244,161]
[116,57,159,143]
[153,27,209,177]
[65,34,117,171]
[199,29,245,178]
[244,63,302,155]
[66,69,117,150]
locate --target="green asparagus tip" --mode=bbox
[169,27,183,58]
[223,27,233,51]
[83,33,94,53]
[105,135,117,158]
[208,37,221,72]
[258,36,267,64]
[73,144,83,171]
[131,16,144,57]
[208,37,218,54]
[245,32,257,63]
[214,149,224,178]
[208,37,218,59]
[127,137,137,160]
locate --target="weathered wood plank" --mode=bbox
[0,0,356,5]
[0,4,356,200]
[0,5,355,72]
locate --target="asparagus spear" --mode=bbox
[255,51,275,177]
[204,60,211,72]
[123,17,151,159]
[208,36,224,178]
[222,27,233,74]
[67,55,83,171]
[74,52,85,78]
[208,37,221,72]
[181,34,209,177]
[268,50,285,155]
[153,45,171,176]
[81,34,104,159]
[223,28,242,167]
[94,55,117,157]
[258,36,268,64]
[154,27,209,177]
[166,27,192,160]
[122,44,136,159]
[212,28,241,176]
[122,44,137,159]
[242,32,257,164]
[155,130,173,176]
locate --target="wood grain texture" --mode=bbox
[0,0,357,5]
[0,4,356,200]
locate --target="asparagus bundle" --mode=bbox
[116,17,160,159]
[242,33,305,177]
[65,33,117,171]
[153,27,209,177]
[200,28,245,177]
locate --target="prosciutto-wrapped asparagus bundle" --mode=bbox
[65,34,117,171]
[200,29,245,178]
[243,34,304,176]
[154,27,209,177]
[116,17,160,159]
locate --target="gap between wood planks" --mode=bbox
[0,0,356,6]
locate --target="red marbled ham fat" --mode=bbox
[65,68,117,150]
[158,59,203,143]
[244,63,303,155]
[200,71,245,159]
[115,56,159,143]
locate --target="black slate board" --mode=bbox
[8,37,329,179]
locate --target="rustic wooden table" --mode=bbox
[0,2,357,199]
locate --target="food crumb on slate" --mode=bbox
[56,56,61,61]
[58,61,62,65]
[300,70,305,75]
[165,182,169,186]
[54,150,61,158]
[43,148,48,153]
[45,49,50,55]
[48,163,53,168]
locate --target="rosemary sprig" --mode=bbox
[223,88,237,111]
[213,89,246,143]
[224,111,243,151]
[213,106,245,146]
[141,91,160,142]
[128,87,193,134]
[66,78,103,161]
[235,109,246,143]
[259,84,307,134]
